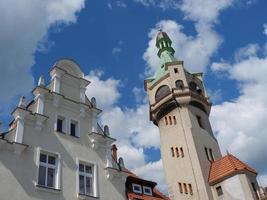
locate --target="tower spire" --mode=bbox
[156,31,176,64]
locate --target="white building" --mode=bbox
[0,59,128,200]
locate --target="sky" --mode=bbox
[0,0,267,194]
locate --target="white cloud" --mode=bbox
[0,0,85,104]
[211,61,230,72]
[85,70,121,110]
[143,20,222,73]
[134,160,167,194]
[234,43,260,62]
[132,87,147,103]
[133,0,179,10]
[180,0,233,23]
[112,47,122,56]
[117,142,146,169]
[263,23,267,36]
[211,48,267,184]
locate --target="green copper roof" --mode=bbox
[146,31,177,85]
[147,65,168,85]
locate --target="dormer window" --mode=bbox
[132,183,142,194]
[143,186,152,196]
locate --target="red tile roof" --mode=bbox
[209,154,257,185]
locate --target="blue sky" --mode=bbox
[1,0,267,192]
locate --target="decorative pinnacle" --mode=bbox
[38,75,45,87]
[18,96,26,108]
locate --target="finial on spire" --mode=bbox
[38,76,45,87]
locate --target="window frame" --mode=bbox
[36,148,61,190]
[70,118,80,138]
[132,183,142,194]
[143,186,153,196]
[55,114,67,134]
[76,158,98,198]
[216,186,223,196]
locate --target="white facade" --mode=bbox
[0,59,127,200]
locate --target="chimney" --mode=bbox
[111,144,118,162]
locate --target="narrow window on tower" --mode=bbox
[205,147,210,161]
[189,184,193,195]
[174,68,178,73]
[175,147,179,157]
[183,183,188,194]
[173,116,177,125]
[209,148,214,161]
[171,147,175,157]
[169,116,172,125]
[196,115,204,129]
[178,182,183,193]
[165,117,168,125]
[180,147,184,157]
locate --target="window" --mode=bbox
[189,184,193,195]
[155,85,171,102]
[38,152,58,189]
[165,116,168,125]
[184,183,188,194]
[143,186,152,196]
[169,116,172,125]
[178,182,183,193]
[209,148,214,161]
[173,116,177,125]
[171,147,175,157]
[56,115,66,133]
[175,80,184,89]
[175,147,179,157]
[216,186,223,196]
[205,147,210,161]
[180,147,184,157]
[132,183,142,194]
[196,115,204,129]
[174,68,178,73]
[79,163,94,196]
[70,120,79,137]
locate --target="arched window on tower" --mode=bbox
[155,85,171,102]
[173,116,177,125]
[184,183,188,194]
[189,184,193,195]
[175,147,179,157]
[169,116,172,125]
[180,147,184,157]
[171,147,175,157]
[165,116,168,125]
[175,80,184,89]
[189,81,202,95]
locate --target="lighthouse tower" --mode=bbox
[144,31,222,200]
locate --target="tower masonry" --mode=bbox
[144,31,260,200]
